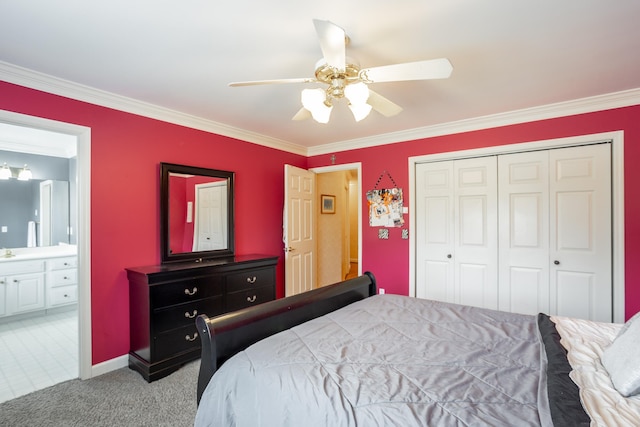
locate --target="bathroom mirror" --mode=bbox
[160,162,235,264]
[0,179,71,248]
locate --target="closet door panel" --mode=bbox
[498,151,549,315]
[454,157,498,309]
[550,144,611,321]
[508,267,546,315]
[415,162,455,302]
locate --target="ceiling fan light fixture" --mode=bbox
[348,102,373,122]
[301,88,333,123]
[344,82,369,104]
[345,82,372,121]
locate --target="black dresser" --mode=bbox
[126,254,278,381]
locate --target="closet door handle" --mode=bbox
[554,260,560,265]
[446,254,452,259]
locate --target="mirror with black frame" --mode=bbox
[160,162,235,264]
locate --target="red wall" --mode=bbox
[0,81,306,365]
[2,80,639,367]
[308,106,640,320]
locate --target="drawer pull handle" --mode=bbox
[185,332,199,342]
[184,310,198,319]
[247,295,257,303]
[64,276,70,280]
[184,287,198,296]
[246,276,257,284]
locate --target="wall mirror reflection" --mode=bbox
[160,163,235,264]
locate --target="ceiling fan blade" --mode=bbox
[360,58,453,83]
[313,19,346,71]
[229,78,316,87]
[367,90,403,117]
[292,108,311,121]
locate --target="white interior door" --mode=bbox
[193,181,227,251]
[549,144,611,321]
[416,157,498,309]
[415,161,455,302]
[498,150,550,315]
[284,165,316,296]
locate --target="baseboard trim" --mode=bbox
[90,354,129,378]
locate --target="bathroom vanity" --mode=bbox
[0,246,78,319]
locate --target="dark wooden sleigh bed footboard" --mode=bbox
[195,271,377,404]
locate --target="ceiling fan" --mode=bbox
[229,19,453,123]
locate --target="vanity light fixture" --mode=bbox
[17,164,32,181]
[0,163,33,180]
[0,163,10,180]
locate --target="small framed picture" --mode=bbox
[321,194,335,214]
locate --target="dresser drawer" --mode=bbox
[226,268,274,292]
[226,285,275,312]
[151,276,223,308]
[50,269,77,287]
[153,296,224,333]
[154,324,201,360]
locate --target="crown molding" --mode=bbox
[308,88,640,156]
[0,61,307,156]
[3,61,639,158]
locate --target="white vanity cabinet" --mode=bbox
[0,260,47,317]
[46,256,78,307]
[0,253,78,319]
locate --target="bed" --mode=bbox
[194,272,640,426]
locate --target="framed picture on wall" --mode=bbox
[321,194,335,214]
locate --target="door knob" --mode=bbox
[447,254,452,259]
[554,260,560,265]
[284,247,295,252]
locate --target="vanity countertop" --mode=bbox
[0,245,77,263]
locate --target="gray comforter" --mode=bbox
[195,294,553,426]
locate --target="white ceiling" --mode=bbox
[1,1,640,155]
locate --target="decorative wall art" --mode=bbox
[321,194,336,214]
[367,170,404,227]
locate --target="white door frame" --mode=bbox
[311,163,363,278]
[0,110,93,378]
[409,131,625,323]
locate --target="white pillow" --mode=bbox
[602,311,640,397]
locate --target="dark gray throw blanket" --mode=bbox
[196,295,586,426]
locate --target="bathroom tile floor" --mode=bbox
[0,309,78,404]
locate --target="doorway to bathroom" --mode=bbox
[0,112,91,403]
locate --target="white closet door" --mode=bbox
[416,157,498,309]
[550,144,611,321]
[455,157,498,309]
[415,161,455,302]
[498,151,550,315]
